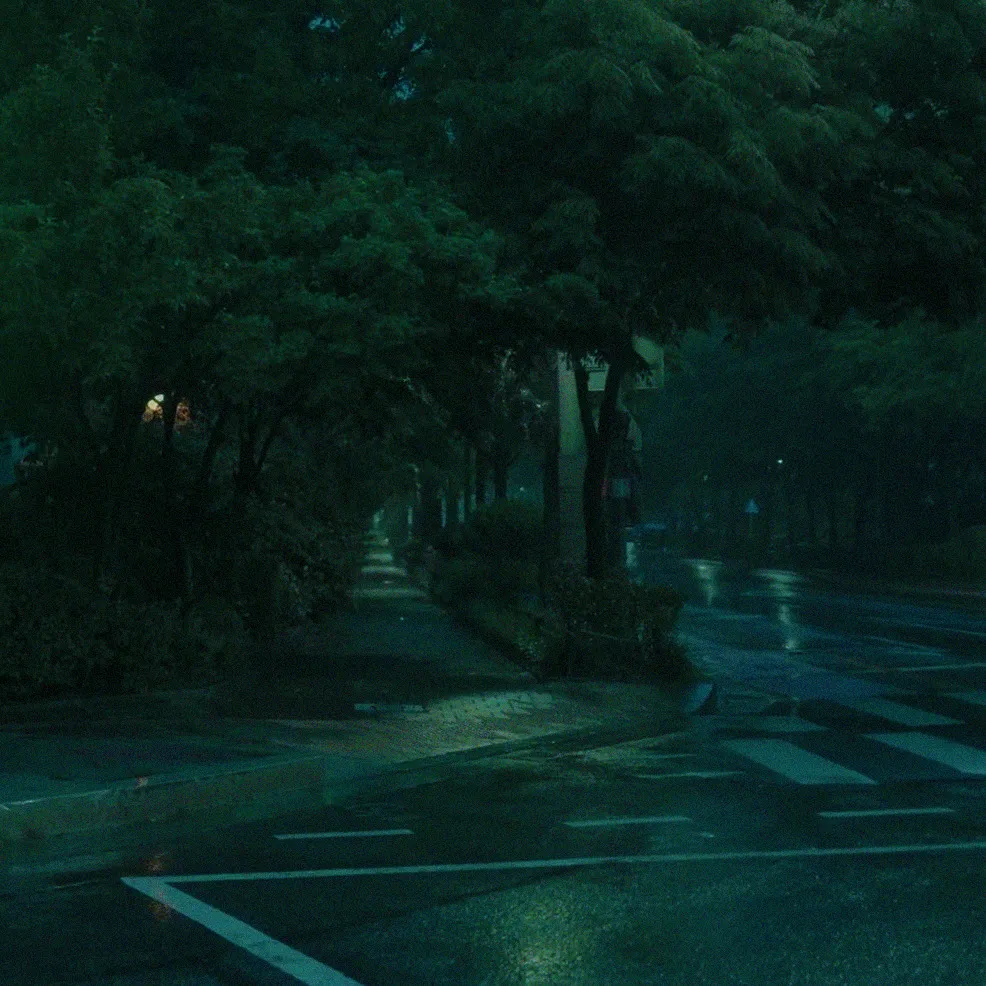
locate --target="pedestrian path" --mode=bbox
[706,689,986,786]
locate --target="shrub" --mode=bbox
[0,564,186,700]
[546,564,683,638]
[174,596,251,682]
[398,536,426,571]
[465,500,544,563]
[542,564,688,682]
[430,555,491,606]
[198,493,364,639]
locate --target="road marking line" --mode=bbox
[275,829,414,840]
[835,697,961,727]
[897,661,986,671]
[721,739,877,785]
[945,691,986,708]
[636,771,743,780]
[905,624,986,640]
[639,753,696,760]
[868,732,986,775]
[818,807,954,819]
[151,841,986,884]
[122,877,364,986]
[564,816,691,828]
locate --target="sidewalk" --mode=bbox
[0,532,688,873]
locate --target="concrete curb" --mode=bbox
[0,752,334,846]
[0,712,684,864]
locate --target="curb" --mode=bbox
[0,752,333,847]
[0,712,684,865]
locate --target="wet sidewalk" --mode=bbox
[0,533,686,871]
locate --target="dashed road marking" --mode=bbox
[275,829,414,840]
[818,807,954,819]
[636,771,743,780]
[564,815,691,828]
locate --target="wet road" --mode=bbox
[8,733,986,986]
[8,557,986,984]
[633,552,986,702]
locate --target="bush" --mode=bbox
[542,564,688,682]
[0,564,186,700]
[910,525,986,581]
[397,536,427,571]
[465,500,543,563]
[430,555,491,606]
[174,596,251,682]
[199,493,364,640]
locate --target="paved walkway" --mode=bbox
[0,532,686,873]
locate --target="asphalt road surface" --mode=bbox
[7,558,986,985]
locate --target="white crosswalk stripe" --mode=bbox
[945,691,986,709]
[721,738,878,785]
[868,732,986,775]
[834,697,961,727]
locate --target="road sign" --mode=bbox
[745,499,760,515]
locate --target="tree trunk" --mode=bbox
[805,488,818,546]
[574,356,625,581]
[160,391,194,608]
[462,444,474,524]
[419,472,442,543]
[493,449,508,501]
[93,388,140,593]
[827,491,840,552]
[474,452,488,508]
[538,398,561,605]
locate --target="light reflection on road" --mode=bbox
[630,550,986,699]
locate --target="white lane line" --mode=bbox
[897,661,986,671]
[636,771,743,780]
[721,739,877,785]
[835,697,961,727]
[868,732,986,775]
[564,816,691,828]
[122,877,364,986]
[640,753,696,760]
[275,829,414,841]
[905,623,986,640]
[818,807,954,819]
[154,840,986,884]
[945,691,986,708]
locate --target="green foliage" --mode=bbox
[431,553,538,608]
[0,566,186,700]
[546,564,683,638]
[464,499,544,563]
[201,492,364,639]
[910,526,986,582]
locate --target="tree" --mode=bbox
[423,0,878,576]
[0,28,514,611]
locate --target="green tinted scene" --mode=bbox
[2,3,986,984]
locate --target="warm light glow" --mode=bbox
[143,395,193,427]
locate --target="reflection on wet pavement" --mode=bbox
[632,552,986,702]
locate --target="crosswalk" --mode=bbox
[708,690,986,786]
